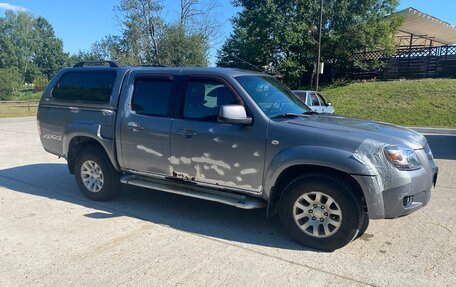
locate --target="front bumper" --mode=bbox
[353,151,438,219]
[381,166,437,218]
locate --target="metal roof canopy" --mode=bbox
[396,7,456,46]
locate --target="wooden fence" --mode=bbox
[0,100,39,112]
[348,45,456,80]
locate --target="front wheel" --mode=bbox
[278,174,362,251]
[355,211,370,239]
[74,146,120,201]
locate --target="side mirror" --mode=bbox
[327,101,332,106]
[218,105,252,125]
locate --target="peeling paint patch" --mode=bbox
[213,137,222,143]
[181,157,191,164]
[195,165,205,179]
[137,145,163,157]
[191,156,231,170]
[208,128,215,134]
[203,153,210,157]
[236,176,243,182]
[232,144,238,148]
[211,165,225,175]
[203,165,210,170]
[240,168,257,175]
[253,151,260,157]
[233,162,240,168]
[169,156,180,165]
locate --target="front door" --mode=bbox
[308,92,323,113]
[120,75,175,175]
[316,93,329,113]
[170,76,266,193]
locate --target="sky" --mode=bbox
[0,0,455,66]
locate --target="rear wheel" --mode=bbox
[74,146,120,201]
[278,174,362,251]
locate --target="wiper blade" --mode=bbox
[304,110,318,115]
[271,113,302,118]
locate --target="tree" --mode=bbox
[33,75,48,92]
[179,0,221,44]
[217,0,402,88]
[0,68,21,100]
[33,17,68,79]
[87,0,218,67]
[157,0,220,66]
[159,24,208,66]
[0,11,35,83]
[114,0,165,65]
[0,11,69,83]
[89,35,138,65]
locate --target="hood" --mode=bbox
[284,114,427,149]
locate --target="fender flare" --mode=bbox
[263,145,373,201]
[63,121,120,172]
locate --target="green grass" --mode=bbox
[10,87,42,101]
[320,78,456,128]
[0,105,38,118]
[0,87,40,118]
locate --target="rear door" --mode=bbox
[293,91,307,103]
[119,74,175,175]
[170,75,266,193]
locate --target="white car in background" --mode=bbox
[292,90,335,114]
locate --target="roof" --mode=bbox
[69,62,266,77]
[396,7,456,45]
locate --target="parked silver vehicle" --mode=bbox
[37,61,437,251]
[292,90,335,114]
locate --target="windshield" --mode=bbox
[235,75,310,117]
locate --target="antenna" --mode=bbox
[229,54,265,73]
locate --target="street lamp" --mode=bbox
[315,0,323,92]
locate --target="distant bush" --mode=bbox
[33,76,48,92]
[0,69,22,100]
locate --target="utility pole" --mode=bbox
[315,0,323,92]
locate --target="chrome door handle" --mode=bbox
[127,121,143,132]
[69,107,79,113]
[176,128,197,138]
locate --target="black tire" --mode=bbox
[355,211,370,239]
[278,174,362,251]
[74,146,120,201]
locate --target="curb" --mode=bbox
[409,127,456,135]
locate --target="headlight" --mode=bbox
[384,145,422,171]
[424,144,434,160]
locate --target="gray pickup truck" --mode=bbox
[38,61,438,250]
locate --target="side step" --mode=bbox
[120,175,266,209]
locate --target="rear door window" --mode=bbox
[131,78,173,117]
[52,71,116,103]
[293,91,306,102]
